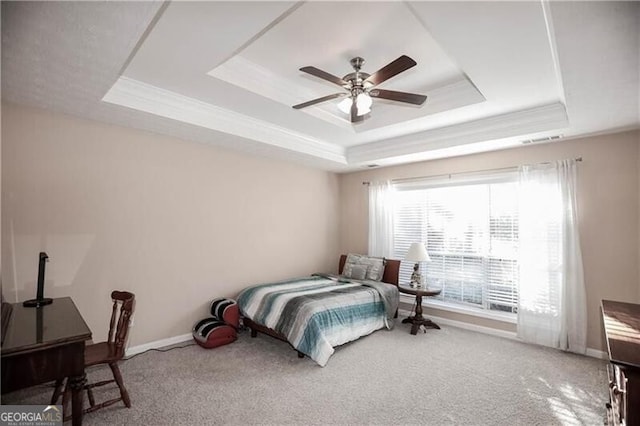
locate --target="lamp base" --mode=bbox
[410,266,423,288]
[23,298,53,308]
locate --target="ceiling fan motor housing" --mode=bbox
[344,57,372,93]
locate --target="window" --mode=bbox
[394,174,519,314]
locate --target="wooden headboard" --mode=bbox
[338,254,401,286]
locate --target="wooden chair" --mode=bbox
[52,291,135,418]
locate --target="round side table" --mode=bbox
[398,283,442,335]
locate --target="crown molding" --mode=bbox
[347,102,569,164]
[102,78,568,169]
[102,76,347,164]
[541,0,567,106]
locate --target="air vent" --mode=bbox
[522,135,563,144]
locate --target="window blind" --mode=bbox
[394,178,519,314]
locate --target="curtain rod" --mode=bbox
[362,157,582,186]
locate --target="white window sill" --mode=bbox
[399,294,517,324]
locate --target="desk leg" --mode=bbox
[69,373,86,426]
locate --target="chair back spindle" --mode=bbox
[107,302,118,344]
[107,291,135,357]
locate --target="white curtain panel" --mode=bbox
[517,159,587,354]
[368,180,396,258]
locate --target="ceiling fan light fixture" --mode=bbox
[356,93,372,115]
[337,93,372,117]
[337,97,352,115]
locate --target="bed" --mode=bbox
[238,254,400,366]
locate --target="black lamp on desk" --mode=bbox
[23,252,53,308]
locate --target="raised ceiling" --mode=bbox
[3,1,639,172]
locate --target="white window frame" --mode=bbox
[393,170,519,321]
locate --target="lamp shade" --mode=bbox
[405,243,431,262]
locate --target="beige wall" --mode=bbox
[1,103,341,347]
[3,101,638,354]
[339,130,640,352]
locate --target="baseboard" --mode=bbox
[125,333,192,357]
[124,318,609,361]
[585,348,608,360]
[398,308,607,360]
[398,308,518,340]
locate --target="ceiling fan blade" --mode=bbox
[350,99,364,123]
[369,89,427,105]
[300,66,349,87]
[364,55,417,86]
[292,93,347,109]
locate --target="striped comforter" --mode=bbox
[237,274,399,367]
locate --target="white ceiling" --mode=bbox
[2,1,639,172]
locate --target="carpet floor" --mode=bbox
[3,323,607,425]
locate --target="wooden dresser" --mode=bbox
[602,300,640,426]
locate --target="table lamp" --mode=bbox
[405,243,431,288]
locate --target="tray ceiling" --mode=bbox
[3,1,638,171]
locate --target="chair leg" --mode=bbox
[109,362,131,408]
[51,378,64,405]
[61,379,71,420]
[87,386,95,408]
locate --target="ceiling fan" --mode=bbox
[292,55,427,123]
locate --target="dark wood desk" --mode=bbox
[1,297,92,426]
[398,283,442,335]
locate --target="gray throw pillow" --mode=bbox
[342,253,364,277]
[347,264,368,280]
[342,253,387,282]
[365,257,386,281]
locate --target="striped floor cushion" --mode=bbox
[193,297,239,349]
[192,317,237,349]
